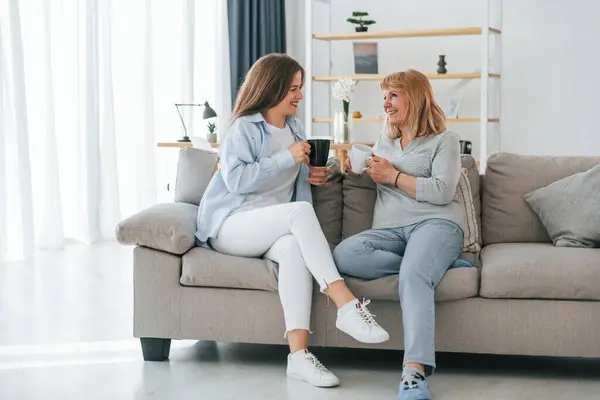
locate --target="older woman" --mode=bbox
[333,69,465,400]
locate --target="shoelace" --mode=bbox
[305,352,330,374]
[356,299,379,327]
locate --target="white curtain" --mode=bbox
[0,0,231,261]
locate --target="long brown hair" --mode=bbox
[231,53,304,121]
[380,70,446,140]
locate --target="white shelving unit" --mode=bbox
[304,0,502,168]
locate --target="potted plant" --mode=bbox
[206,121,217,144]
[347,11,376,32]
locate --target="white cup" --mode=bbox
[350,144,372,174]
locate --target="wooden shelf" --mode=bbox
[313,73,500,81]
[313,27,501,41]
[450,118,500,123]
[305,1,501,167]
[313,118,500,123]
[330,142,374,151]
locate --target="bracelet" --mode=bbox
[394,171,401,188]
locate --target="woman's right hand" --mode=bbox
[345,158,361,177]
[288,142,311,165]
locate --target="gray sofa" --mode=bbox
[116,151,600,362]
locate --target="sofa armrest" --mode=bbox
[115,202,199,255]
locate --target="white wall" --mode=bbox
[501,0,600,156]
[292,0,600,158]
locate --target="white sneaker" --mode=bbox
[336,299,390,344]
[286,350,340,388]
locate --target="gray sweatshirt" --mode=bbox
[371,130,465,232]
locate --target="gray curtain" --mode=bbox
[227,0,286,102]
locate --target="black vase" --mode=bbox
[437,55,447,74]
[355,26,368,32]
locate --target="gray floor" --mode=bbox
[1,242,599,400]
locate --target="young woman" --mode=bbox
[196,53,389,388]
[334,70,465,400]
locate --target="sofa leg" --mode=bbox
[140,338,171,361]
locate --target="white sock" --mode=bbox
[338,298,359,314]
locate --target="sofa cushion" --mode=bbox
[341,172,377,240]
[345,267,479,302]
[115,202,198,255]
[181,247,279,291]
[181,248,478,302]
[458,167,481,253]
[482,153,600,245]
[460,155,482,242]
[523,164,600,248]
[480,243,600,300]
[312,158,343,250]
[174,147,218,206]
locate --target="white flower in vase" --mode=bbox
[332,78,357,102]
[331,78,357,143]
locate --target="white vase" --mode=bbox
[333,109,352,143]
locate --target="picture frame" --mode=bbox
[443,96,463,119]
[353,42,379,74]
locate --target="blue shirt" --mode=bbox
[195,113,312,244]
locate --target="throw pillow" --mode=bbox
[311,158,344,250]
[341,172,377,240]
[523,164,600,247]
[174,147,218,206]
[457,167,481,253]
[115,202,198,255]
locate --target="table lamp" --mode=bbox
[175,101,218,142]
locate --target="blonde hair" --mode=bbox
[380,69,446,140]
[231,53,304,121]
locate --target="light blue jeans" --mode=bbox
[333,218,464,376]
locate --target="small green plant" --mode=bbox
[207,121,216,134]
[206,121,217,143]
[346,11,376,31]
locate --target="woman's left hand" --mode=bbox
[308,167,330,186]
[366,155,398,185]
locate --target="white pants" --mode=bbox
[210,202,343,333]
